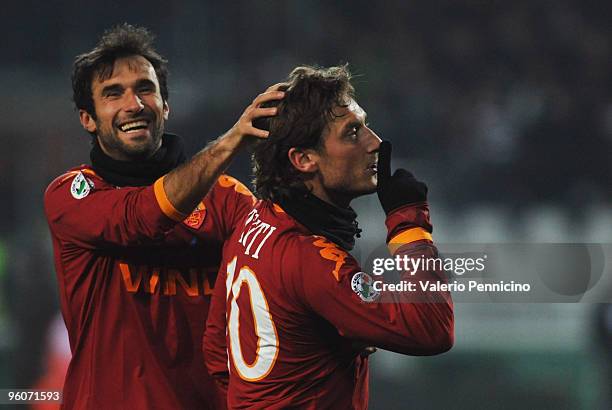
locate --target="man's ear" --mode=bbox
[163,100,169,120]
[79,110,97,133]
[288,147,318,173]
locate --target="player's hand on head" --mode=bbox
[232,84,285,140]
[376,140,428,215]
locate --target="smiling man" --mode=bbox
[204,65,454,409]
[81,54,169,161]
[44,24,282,409]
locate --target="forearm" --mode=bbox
[162,131,244,214]
[161,85,283,215]
[357,204,452,353]
[387,206,453,353]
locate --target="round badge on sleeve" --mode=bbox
[351,272,380,302]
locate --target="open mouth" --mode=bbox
[117,119,150,133]
[369,163,378,173]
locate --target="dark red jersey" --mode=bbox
[204,200,454,410]
[44,165,254,409]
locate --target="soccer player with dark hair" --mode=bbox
[204,65,454,409]
[44,24,282,409]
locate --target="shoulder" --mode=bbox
[261,203,354,280]
[211,174,256,205]
[202,174,255,204]
[216,174,253,197]
[45,165,107,192]
[285,233,358,283]
[280,232,372,303]
[45,166,106,198]
[43,165,112,215]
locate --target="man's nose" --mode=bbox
[367,127,382,151]
[123,89,144,113]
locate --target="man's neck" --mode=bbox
[304,181,352,209]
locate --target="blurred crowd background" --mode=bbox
[0,1,611,409]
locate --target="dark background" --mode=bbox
[0,1,610,408]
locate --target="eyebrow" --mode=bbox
[100,84,124,96]
[99,79,156,96]
[134,79,156,89]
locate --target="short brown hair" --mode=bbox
[71,23,169,118]
[252,65,354,200]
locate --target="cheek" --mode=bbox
[94,104,118,126]
[330,159,355,181]
[149,96,166,114]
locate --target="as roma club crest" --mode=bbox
[184,201,207,229]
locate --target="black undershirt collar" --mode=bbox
[90,133,187,187]
[274,186,361,251]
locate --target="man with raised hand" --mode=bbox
[204,65,453,409]
[44,24,282,409]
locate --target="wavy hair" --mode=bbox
[71,23,168,118]
[252,65,354,200]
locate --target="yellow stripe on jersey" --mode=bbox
[272,203,285,213]
[388,227,433,254]
[154,177,189,222]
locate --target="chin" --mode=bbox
[121,142,157,159]
[363,185,378,195]
[125,134,162,157]
[351,184,377,198]
[363,177,378,193]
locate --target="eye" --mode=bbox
[101,87,123,99]
[347,125,360,139]
[137,85,155,94]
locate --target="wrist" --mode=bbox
[220,127,245,151]
[385,202,433,242]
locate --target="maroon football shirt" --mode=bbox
[204,200,454,409]
[44,166,254,409]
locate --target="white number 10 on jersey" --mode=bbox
[226,257,279,381]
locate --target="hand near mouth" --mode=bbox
[376,140,428,215]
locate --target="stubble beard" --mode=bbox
[324,174,378,207]
[96,115,165,161]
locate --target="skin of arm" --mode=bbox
[163,87,284,214]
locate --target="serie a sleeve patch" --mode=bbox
[70,171,94,199]
[350,271,381,302]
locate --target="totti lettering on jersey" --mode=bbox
[237,208,277,259]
